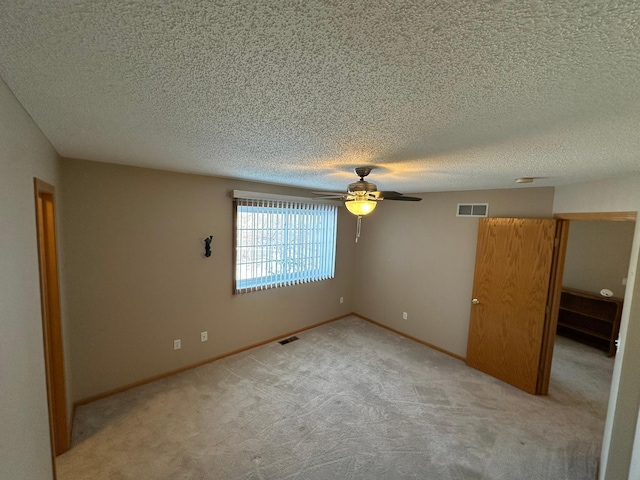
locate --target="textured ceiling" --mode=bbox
[0,0,639,193]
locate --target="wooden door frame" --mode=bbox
[34,178,69,470]
[536,219,569,394]
[537,211,637,394]
[553,212,636,222]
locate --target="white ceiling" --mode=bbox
[1,1,639,193]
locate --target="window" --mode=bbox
[233,194,338,294]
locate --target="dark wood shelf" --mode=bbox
[557,321,610,341]
[556,287,623,357]
[556,306,614,323]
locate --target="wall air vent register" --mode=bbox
[457,203,489,217]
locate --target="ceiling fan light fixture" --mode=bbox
[345,199,377,216]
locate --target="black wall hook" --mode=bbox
[204,236,213,257]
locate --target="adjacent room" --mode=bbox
[1,2,640,480]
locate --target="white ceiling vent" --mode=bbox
[457,203,489,217]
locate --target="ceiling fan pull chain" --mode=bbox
[355,215,362,243]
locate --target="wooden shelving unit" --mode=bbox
[556,287,623,357]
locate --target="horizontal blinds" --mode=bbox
[232,190,340,206]
[234,198,338,294]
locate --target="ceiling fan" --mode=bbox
[313,166,422,217]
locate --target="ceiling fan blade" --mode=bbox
[379,191,422,201]
[388,196,422,201]
[312,191,347,196]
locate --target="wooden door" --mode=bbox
[34,178,69,460]
[466,218,557,394]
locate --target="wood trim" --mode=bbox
[352,313,466,362]
[537,219,569,395]
[232,198,238,295]
[553,211,636,221]
[34,178,69,471]
[74,312,467,410]
[35,177,55,195]
[74,313,350,407]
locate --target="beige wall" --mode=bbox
[352,187,555,358]
[553,174,640,480]
[563,220,635,299]
[0,78,61,479]
[60,158,356,401]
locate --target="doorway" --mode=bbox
[557,219,634,350]
[552,212,636,357]
[466,213,636,396]
[548,215,635,388]
[34,178,69,468]
[549,213,636,478]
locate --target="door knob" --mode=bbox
[471,298,480,304]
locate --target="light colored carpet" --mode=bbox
[56,316,614,479]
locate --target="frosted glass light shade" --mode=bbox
[345,199,377,216]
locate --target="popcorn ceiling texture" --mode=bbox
[0,0,639,192]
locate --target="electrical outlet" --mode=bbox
[622,277,627,286]
[201,331,208,342]
[402,312,408,320]
[340,296,344,304]
[173,339,181,350]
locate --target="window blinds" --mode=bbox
[234,197,338,294]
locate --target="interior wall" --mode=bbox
[60,158,356,402]
[563,220,635,299]
[553,174,640,480]
[0,78,61,479]
[352,186,555,358]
